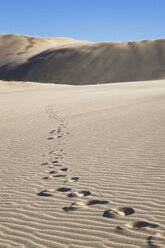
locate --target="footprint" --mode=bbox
[103,209,116,218]
[54,156,64,160]
[103,207,135,218]
[49,149,63,154]
[49,168,68,173]
[67,191,91,198]
[57,154,64,157]
[63,201,86,211]
[53,187,72,192]
[55,157,64,160]
[41,162,50,166]
[48,137,54,140]
[115,226,124,232]
[42,175,55,180]
[49,151,56,154]
[65,177,79,183]
[48,164,62,168]
[51,160,59,164]
[38,187,72,197]
[59,168,68,172]
[43,174,67,180]
[61,124,67,128]
[49,170,57,174]
[86,199,109,206]
[63,199,109,211]
[41,160,59,166]
[50,130,56,134]
[126,221,159,229]
[53,174,67,178]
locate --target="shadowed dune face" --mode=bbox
[0,34,89,67]
[0,34,165,84]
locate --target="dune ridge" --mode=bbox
[0,34,165,84]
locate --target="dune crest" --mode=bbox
[0,34,165,84]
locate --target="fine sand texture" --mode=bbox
[0,80,165,247]
[0,34,165,84]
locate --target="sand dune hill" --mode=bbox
[0,34,90,76]
[0,34,165,84]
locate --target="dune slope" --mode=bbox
[0,34,165,84]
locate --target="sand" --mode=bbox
[0,79,165,248]
[0,34,165,84]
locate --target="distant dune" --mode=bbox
[0,34,165,84]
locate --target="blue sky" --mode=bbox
[0,0,165,42]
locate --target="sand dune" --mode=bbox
[0,34,89,66]
[0,34,165,84]
[0,80,165,247]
